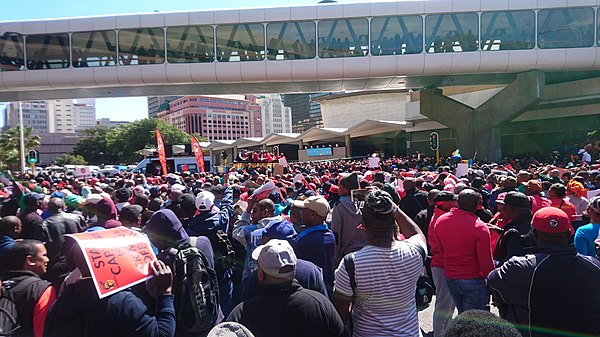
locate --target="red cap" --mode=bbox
[328,185,339,194]
[531,207,574,234]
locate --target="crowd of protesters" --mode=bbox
[0,149,599,337]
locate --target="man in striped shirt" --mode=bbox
[333,189,427,337]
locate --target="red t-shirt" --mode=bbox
[433,208,495,280]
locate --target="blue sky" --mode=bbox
[0,0,348,122]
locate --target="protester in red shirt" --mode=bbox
[548,183,577,221]
[524,180,551,214]
[427,191,458,337]
[433,189,494,313]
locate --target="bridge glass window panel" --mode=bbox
[426,13,478,53]
[318,18,369,58]
[216,24,265,62]
[0,33,24,71]
[167,26,215,63]
[71,30,117,67]
[118,28,165,65]
[371,15,423,55]
[26,34,70,70]
[266,21,316,60]
[481,11,534,51]
[538,8,594,49]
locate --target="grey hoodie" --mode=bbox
[330,196,368,263]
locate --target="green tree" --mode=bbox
[72,126,118,165]
[0,125,41,168]
[54,153,87,166]
[72,119,193,165]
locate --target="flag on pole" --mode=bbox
[191,135,205,172]
[451,149,461,159]
[156,129,167,176]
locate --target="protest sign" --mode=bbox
[66,227,156,299]
[368,157,380,168]
[278,156,288,167]
[74,166,93,178]
[456,163,469,178]
[274,164,284,176]
[588,189,600,200]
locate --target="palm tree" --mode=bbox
[0,125,41,169]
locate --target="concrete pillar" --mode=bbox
[298,139,304,150]
[209,148,214,166]
[262,144,267,150]
[233,146,238,159]
[345,134,352,157]
[420,70,544,162]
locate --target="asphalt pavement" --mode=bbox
[418,296,499,336]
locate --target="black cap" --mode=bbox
[434,191,457,202]
[497,191,530,208]
[24,192,45,206]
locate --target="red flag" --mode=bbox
[156,129,167,176]
[191,135,205,172]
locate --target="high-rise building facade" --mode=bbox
[258,94,292,135]
[5,99,96,134]
[282,93,312,133]
[148,96,182,118]
[48,99,75,133]
[6,101,50,133]
[308,93,328,129]
[158,95,262,141]
[74,99,97,131]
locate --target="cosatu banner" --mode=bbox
[66,227,156,299]
[156,128,168,176]
[191,135,205,172]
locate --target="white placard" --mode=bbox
[75,166,93,178]
[368,157,380,168]
[456,163,469,178]
[588,189,600,200]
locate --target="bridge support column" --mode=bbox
[420,70,544,162]
[345,134,352,157]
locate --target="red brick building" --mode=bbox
[158,95,262,141]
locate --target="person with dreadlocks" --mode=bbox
[332,188,427,337]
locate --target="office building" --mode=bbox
[282,93,312,133]
[159,95,262,141]
[148,96,182,118]
[257,94,292,135]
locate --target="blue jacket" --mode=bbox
[44,278,175,337]
[294,225,336,292]
[0,235,15,275]
[186,187,233,236]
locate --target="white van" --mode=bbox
[132,156,213,175]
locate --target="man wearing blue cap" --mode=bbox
[242,219,328,299]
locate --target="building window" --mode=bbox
[266,21,316,60]
[26,33,70,69]
[539,7,594,49]
[371,15,423,55]
[426,13,479,53]
[0,33,24,71]
[216,23,265,62]
[118,28,166,65]
[481,11,535,51]
[318,18,369,58]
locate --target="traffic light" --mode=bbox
[429,132,439,151]
[27,149,38,164]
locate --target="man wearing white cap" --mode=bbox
[227,240,344,337]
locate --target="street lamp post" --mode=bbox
[19,101,26,174]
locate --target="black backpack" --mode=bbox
[0,277,39,336]
[196,229,236,272]
[169,241,220,334]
